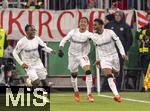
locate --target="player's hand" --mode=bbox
[122,55,128,60]
[94,60,100,68]
[22,63,28,69]
[51,50,57,54]
[58,49,64,58]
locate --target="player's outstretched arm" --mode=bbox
[37,36,56,54]
[59,29,73,47]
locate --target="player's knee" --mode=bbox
[83,65,90,71]
[85,70,91,75]
[32,79,40,86]
[71,72,78,78]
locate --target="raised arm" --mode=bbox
[59,29,73,48]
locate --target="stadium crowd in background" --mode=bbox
[23,0,44,9]
[2,0,8,9]
[0,24,10,85]
[0,0,149,10]
[136,12,150,73]
[136,12,150,91]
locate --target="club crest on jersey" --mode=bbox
[120,27,124,31]
[111,27,114,30]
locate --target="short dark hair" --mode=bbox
[80,17,89,23]
[25,24,32,32]
[94,18,104,25]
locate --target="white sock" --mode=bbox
[71,76,78,92]
[107,77,119,96]
[86,74,93,95]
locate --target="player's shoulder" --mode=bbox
[16,36,27,47]
[104,28,112,32]
[67,28,77,35]
[104,29,115,34]
[70,28,77,32]
[35,35,40,39]
[17,36,27,43]
[86,30,93,37]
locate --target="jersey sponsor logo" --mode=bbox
[24,48,38,52]
[70,38,89,44]
[96,41,111,47]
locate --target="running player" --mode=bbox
[59,17,94,102]
[92,19,128,102]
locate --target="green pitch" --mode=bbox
[50,92,150,111]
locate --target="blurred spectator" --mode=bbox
[88,0,96,8]
[2,0,8,9]
[23,0,43,9]
[27,0,37,7]
[4,41,13,58]
[66,0,87,9]
[137,29,150,73]
[136,13,150,75]
[3,41,14,85]
[0,26,8,65]
[0,25,8,85]
[77,0,87,9]
[106,11,133,54]
[111,0,127,10]
[105,11,133,91]
[146,0,150,10]
[104,14,114,27]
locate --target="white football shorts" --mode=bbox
[68,55,90,72]
[100,53,120,72]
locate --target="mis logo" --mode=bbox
[0,86,50,110]
[6,87,50,107]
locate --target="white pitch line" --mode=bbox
[51,93,150,104]
[98,94,150,104]
[50,94,150,111]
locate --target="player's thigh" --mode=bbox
[79,55,90,70]
[26,68,38,82]
[68,56,79,72]
[111,55,120,73]
[100,58,112,71]
[36,68,48,80]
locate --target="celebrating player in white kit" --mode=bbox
[13,24,55,87]
[58,17,94,102]
[92,19,128,102]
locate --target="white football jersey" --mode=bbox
[13,36,53,68]
[91,29,125,60]
[59,28,92,56]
